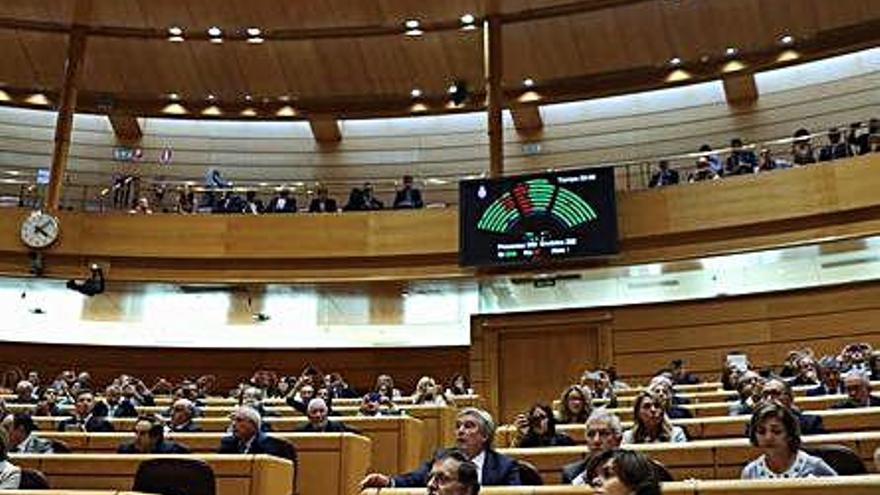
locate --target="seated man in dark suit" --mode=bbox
[392,175,424,209]
[562,409,624,484]
[360,407,520,488]
[217,406,297,464]
[758,378,826,435]
[427,449,480,495]
[101,385,138,418]
[806,357,845,396]
[648,160,680,188]
[57,390,114,432]
[295,398,358,433]
[118,415,189,454]
[832,372,880,408]
[166,398,201,433]
[266,189,297,213]
[308,185,338,213]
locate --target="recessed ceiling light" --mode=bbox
[246,27,262,37]
[207,94,216,101]
[404,19,423,36]
[669,57,682,66]
[725,47,738,56]
[410,88,423,98]
[780,34,794,45]
[278,95,291,102]
[523,78,535,88]
[461,14,475,24]
[168,26,183,36]
[447,84,458,94]
[168,93,180,101]
[207,26,222,37]
[244,94,253,101]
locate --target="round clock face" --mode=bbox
[20,211,60,249]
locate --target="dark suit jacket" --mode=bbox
[57,415,115,432]
[805,384,843,397]
[393,188,423,209]
[295,420,359,434]
[218,433,298,463]
[561,457,590,484]
[117,440,190,454]
[392,448,520,487]
[831,395,880,409]
[308,198,338,213]
[266,196,297,213]
[797,411,827,436]
[649,169,680,188]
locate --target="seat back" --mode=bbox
[516,459,544,486]
[804,444,867,475]
[132,458,216,495]
[19,468,50,489]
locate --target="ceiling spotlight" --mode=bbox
[168,93,180,101]
[410,88,423,98]
[246,27,262,37]
[523,78,535,88]
[207,94,216,101]
[278,95,291,102]
[460,13,477,30]
[669,57,682,66]
[167,26,184,42]
[404,19,423,36]
[780,34,794,45]
[244,94,253,101]
[207,26,222,37]
[725,46,738,57]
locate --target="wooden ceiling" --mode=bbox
[0,0,878,118]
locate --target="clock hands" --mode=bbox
[35,225,48,237]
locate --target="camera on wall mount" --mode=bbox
[66,263,105,297]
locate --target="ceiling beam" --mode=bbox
[722,72,759,108]
[308,115,342,144]
[107,113,142,145]
[510,103,544,137]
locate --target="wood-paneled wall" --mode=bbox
[0,343,468,395]
[471,280,880,422]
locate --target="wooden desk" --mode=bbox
[360,475,880,494]
[9,454,292,495]
[497,431,880,483]
[495,407,880,448]
[33,415,422,475]
[36,433,368,495]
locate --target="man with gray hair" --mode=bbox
[562,409,623,484]
[167,398,201,433]
[832,371,880,408]
[361,407,520,488]
[295,398,358,433]
[217,406,296,463]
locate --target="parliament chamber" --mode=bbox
[0,1,879,495]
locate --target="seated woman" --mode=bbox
[581,370,618,408]
[742,402,837,479]
[583,448,661,495]
[412,376,453,406]
[374,374,402,400]
[555,385,592,424]
[445,373,472,396]
[622,391,687,444]
[513,403,574,448]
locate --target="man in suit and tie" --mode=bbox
[308,185,338,213]
[392,175,424,209]
[217,406,297,463]
[57,390,114,432]
[266,189,297,213]
[117,415,189,454]
[360,407,521,488]
[562,409,624,484]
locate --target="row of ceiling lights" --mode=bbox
[166,14,479,43]
[666,34,795,67]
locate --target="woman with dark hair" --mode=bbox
[555,385,592,424]
[622,392,687,444]
[584,448,661,495]
[513,403,574,448]
[0,428,21,488]
[445,374,472,396]
[742,402,837,479]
